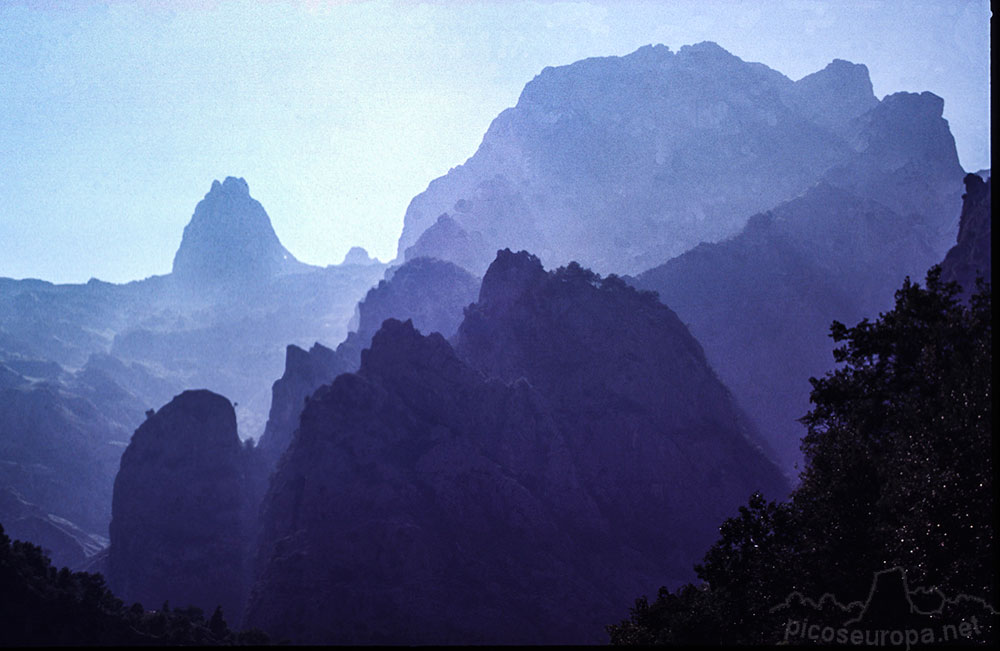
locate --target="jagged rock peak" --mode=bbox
[796,58,876,102]
[360,318,458,379]
[879,90,945,118]
[211,176,250,196]
[678,40,738,58]
[172,177,302,287]
[477,249,546,309]
[815,58,872,79]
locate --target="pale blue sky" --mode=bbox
[0,0,991,284]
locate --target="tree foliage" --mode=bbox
[609,269,994,645]
[0,524,269,646]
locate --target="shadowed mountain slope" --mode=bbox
[632,90,965,474]
[247,251,786,644]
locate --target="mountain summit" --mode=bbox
[397,42,887,275]
[171,177,306,287]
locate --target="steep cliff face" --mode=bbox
[456,250,786,555]
[171,177,307,289]
[632,91,965,475]
[256,343,348,471]
[248,252,786,644]
[108,390,254,618]
[395,42,890,275]
[782,58,879,133]
[941,173,992,300]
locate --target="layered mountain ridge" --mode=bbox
[0,40,985,646]
[257,256,481,469]
[246,250,787,643]
[1,179,385,566]
[397,42,937,277]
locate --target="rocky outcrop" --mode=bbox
[456,250,786,555]
[171,177,308,289]
[941,173,991,299]
[403,214,493,275]
[256,342,348,471]
[395,42,893,276]
[249,320,596,644]
[257,257,480,468]
[247,252,786,644]
[108,390,256,617]
[336,256,480,368]
[782,59,879,133]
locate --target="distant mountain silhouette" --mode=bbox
[340,246,380,266]
[632,89,964,474]
[172,177,309,289]
[396,42,904,276]
[1,178,386,564]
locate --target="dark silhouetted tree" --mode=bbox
[609,269,994,645]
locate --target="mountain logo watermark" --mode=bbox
[770,567,997,647]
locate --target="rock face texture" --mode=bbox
[941,173,992,300]
[108,390,254,617]
[393,42,955,277]
[632,90,965,475]
[257,256,481,469]
[256,342,348,471]
[171,176,306,289]
[455,251,784,555]
[247,252,786,644]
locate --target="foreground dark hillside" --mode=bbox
[0,523,268,646]
[610,271,993,645]
[610,183,993,644]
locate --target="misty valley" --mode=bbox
[0,41,992,645]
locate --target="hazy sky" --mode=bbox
[0,0,991,284]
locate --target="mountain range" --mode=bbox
[0,41,989,644]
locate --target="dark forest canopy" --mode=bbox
[0,523,269,646]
